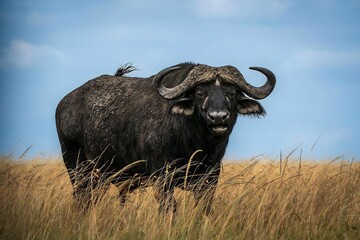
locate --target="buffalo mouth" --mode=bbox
[209,124,228,136]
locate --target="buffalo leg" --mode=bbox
[60,139,106,209]
[154,175,177,214]
[116,181,140,206]
[193,167,220,215]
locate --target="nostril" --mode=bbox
[208,112,216,121]
[219,111,229,120]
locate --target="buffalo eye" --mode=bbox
[228,91,235,97]
[196,90,204,99]
[226,89,236,99]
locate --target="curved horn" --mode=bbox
[153,67,180,99]
[223,66,276,100]
[246,67,276,99]
[153,65,215,99]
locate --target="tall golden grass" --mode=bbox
[0,155,359,239]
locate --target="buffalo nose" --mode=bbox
[207,111,229,122]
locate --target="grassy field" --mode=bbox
[0,155,359,240]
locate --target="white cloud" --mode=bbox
[283,49,360,71]
[194,0,290,18]
[0,40,64,68]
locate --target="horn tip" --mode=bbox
[249,66,260,70]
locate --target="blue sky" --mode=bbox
[0,0,359,160]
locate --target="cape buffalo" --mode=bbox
[56,62,276,213]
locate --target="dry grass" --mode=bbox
[0,156,359,240]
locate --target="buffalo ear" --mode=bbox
[237,96,266,117]
[170,97,195,116]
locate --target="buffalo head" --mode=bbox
[153,63,276,137]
